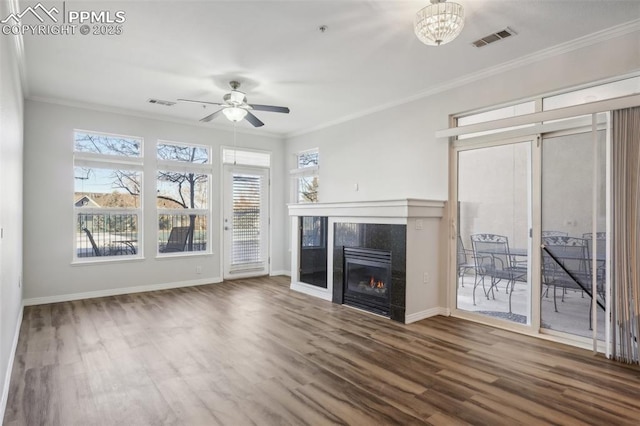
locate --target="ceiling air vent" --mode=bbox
[147,98,176,107]
[472,27,516,48]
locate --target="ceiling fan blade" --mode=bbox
[244,111,265,127]
[200,109,224,123]
[248,104,290,114]
[178,98,223,106]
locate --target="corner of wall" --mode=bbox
[0,1,26,418]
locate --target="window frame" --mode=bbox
[291,148,319,203]
[73,130,144,263]
[156,140,213,257]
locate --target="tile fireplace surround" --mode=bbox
[288,199,447,324]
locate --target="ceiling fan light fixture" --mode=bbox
[222,107,248,122]
[414,0,465,46]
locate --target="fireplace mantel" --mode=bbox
[288,199,448,324]
[288,199,445,220]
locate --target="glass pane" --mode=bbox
[157,171,208,209]
[456,102,536,140]
[222,149,270,167]
[158,214,207,253]
[299,216,328,288]
[232,174,262,265]
[157,143,209,164]
[298,150,319,168]
[457,101,536,126]
[543,76,640,111]
[74,132,141,157]
[541,130,606,339]
[76,213,138,258]
[301,216,325,248]
[74,167,140,208]
[298,176,318,203]
[457,142,531,325]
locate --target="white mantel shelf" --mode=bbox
[288,199,446,219]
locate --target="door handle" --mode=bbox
[224,226,229,230]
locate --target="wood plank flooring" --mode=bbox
[5,276,640,425]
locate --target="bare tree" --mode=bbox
[299,176,318,202]
[157,144,208,250]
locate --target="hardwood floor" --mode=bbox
[5,276,640,425]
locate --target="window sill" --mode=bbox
[155,251,214,260]
[71,256,144,266]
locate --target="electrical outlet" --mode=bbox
[196,266,202,274]
[18,276,21,288]
[423,272,430,284]
[416,219,424,230]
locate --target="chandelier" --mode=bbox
[414,0,465,46]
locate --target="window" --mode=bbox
[454,75,640,139]
[222,148,271,167]
[73,131,143,260]
[456,101,536,140]
[157,141,211,255]
[543,76,640,111]
[291,149,319,203]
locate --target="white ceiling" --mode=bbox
[22,0,640,136]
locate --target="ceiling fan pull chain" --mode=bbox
[233,122,237,165]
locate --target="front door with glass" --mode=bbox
[223,165,270,279]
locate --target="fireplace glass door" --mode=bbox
[344,247,391,316]
[299,216,328,288]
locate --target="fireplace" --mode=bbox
[343,247,392,316]
[289,200,446,324]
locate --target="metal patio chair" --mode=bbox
[160,226,191,253]
[470,234,528,313]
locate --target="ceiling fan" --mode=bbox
[178,81,290,127]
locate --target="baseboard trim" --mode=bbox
[0,303,24,422]
[405,307,450,324]
[290,281,333,302]
[23,277,223,306]
[270,270,291,277]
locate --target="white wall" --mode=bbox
[285,30,640,298]
[23,100,286,301]
[0,2,25,416]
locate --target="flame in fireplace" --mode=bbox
[369,276,385,289]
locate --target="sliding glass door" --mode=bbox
[456,140,533,325]
[541,128,607,340]
[453,117,610,348]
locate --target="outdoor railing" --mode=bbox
[76,212,138,257]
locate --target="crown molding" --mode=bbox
[25,95,285,140]
[286,18,640,139]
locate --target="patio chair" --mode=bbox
[542,231,568,237]
[82,227,103,257]
[582,232,607,239]
[160,226,191,253]
[541,236,590,312]
[457,236,476,288]
[470,234,528,313]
